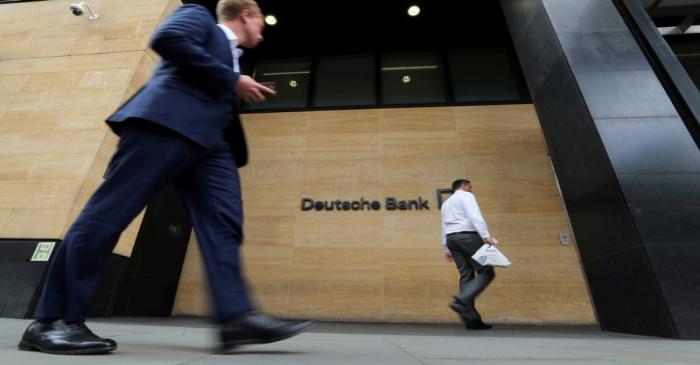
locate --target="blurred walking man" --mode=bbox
[19,0,311,355]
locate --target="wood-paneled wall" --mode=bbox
[1,1,594,324]
[0,0,178,255]
[173,105,596,324]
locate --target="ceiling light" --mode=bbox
[262,71,310,76]
[265,15,277,26]
[382,65,437,71]
[408,5,420,17]
[289,80,298,88]
[402,75,411,84]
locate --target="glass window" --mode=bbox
[247,58,311,110]
[657,1,700,7]
[670,39,700,91]
[448,49,523,103]
[313,55,376,107]
[678,55,700,90]
[380,52,447,105]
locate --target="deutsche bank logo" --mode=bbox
[300,197,430,211]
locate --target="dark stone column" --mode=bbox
[113,185,192,317]
[501,0,700,338]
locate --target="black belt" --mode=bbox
[446,231,477,237]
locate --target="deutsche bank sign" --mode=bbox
[301,197,430,211]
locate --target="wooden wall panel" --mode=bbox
[0,0,174,59]
[0,51,137,239]
[1,0,595,325]
[0,0,175,257]
[171,236,211,316]
[173,105,596,325]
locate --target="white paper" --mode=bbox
[471,244,511,267]
[30,241,55,262]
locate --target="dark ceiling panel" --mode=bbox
[183,0,512,57]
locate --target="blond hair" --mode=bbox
[216,0,262,21]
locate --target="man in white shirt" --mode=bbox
[441,179,496,329]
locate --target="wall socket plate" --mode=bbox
[559,233,571,245]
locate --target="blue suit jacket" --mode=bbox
[107,4,248,166]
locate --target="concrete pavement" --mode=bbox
[1,317,698,365]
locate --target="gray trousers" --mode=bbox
[446,232,495,319]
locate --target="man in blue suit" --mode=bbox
[19,0,312,355]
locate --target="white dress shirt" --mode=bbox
[440,190,491,252]
[216,24,244,73]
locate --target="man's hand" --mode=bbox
[235,75,277,103]
[484,237,498,245]
[445,252,454,263]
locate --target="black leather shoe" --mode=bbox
[220,313,314,351]
[449,297,480,322]
[465,320,493,330]
[450,298,493,330]
[18,320,117,355]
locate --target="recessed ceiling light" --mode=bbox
[289,80,298,88]
[402,75,412,84]
[408,5,420,17]
[265,15,277,26]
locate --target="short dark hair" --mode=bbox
[451,179,471,192]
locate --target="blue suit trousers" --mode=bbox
[35,122,252,322]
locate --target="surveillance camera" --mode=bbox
[70,4,84,16]
[69,2,99,20]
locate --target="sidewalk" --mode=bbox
[1,317,698,365]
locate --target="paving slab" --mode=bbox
[1,318,698,365]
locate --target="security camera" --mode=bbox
[69,4,83,16]
[70,2,99,20]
